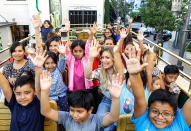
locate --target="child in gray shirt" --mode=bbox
[39,71,124,131]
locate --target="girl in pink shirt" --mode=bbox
[66,39,93,92]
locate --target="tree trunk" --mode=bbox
[156,30,163,47]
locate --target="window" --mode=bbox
[69,10,97,28]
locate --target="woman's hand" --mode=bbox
[128,17,133,24]
[32,12,42,29]
[89,39,101,59]
[57,43,66,57]
[8,77,16,86]
[122,47,148,75]
[120,28,128,39]
[137,30,144,42]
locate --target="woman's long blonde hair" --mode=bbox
[100,47,118,91]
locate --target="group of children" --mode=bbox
[0,12,191,131]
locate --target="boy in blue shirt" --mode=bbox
[40,71,124,131]
[0,73,44,131]
[122,47,191,131]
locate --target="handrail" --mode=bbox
[131,31,191,95]
[131,31,191,67]
[0,47,10,54]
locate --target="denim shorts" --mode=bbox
[97,97,115,131]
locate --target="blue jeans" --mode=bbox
[96,97,115,131]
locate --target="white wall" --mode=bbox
[0,0,104,33]
[62,0,104,26]
[0,26,12,62]
[28,0,50,35]
[0,0,29,25]
[0,26,12,48]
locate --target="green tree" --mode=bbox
[139,0,188,45]
[110,0,134,25]
[104,0,110,24]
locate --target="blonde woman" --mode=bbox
[85,39,124,131]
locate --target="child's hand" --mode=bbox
[40,70,52,91]
[122,47,148,75]
[30,48,48,68]
[128,17,133,24]
[169,82,181,94]
[137,30,144,41]
[147,45,155,64]
[109,73,125,99]
[89,39,101,59]
[120,28,128,39]
[63,19,70,31]
[90,22,98,35]
[57,42,66,56]
[32,12,42,29]
[8,77,16,86]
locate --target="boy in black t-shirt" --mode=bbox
[0,73,44,131]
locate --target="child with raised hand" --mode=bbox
[31,43,69,111]
[122,47,191,131]
[0,72,44,131]
[40,70,124,131]
[65,21,97,91]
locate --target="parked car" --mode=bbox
[153,30,172,41]
[131,23,150,37]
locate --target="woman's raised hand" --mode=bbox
[137,30,144,42]
[30,48,48,68]
[57,43,66,57]
[120,28,128,39]
[122,47,148,75]
[40,70,52,91]
[32,12,42,29]
[109,73,125,99]
[128,17,133,24]
[89,39,101,58]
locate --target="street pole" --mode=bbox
[177,0,191,70]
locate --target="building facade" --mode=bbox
[0,0,105,36]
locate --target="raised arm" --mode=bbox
[127,17,133,33]
[137,30,144,55]
[118,28,128,53]
[145,46,155,92]
[84,40,101,79]
[102,74,124,127]
[57,43,66,73]
[182,95,191,126]
[116,18,121,36]
[113,41,125,79]
[122,47,148,118]
[30,49,48,99]
[40,71,58,122]
[32,12,42,49]
[0,73,12,102]
[63,18,70,43]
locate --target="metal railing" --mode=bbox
[1,28,191,95]
[131,31,191,95]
